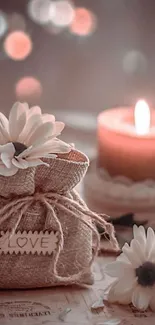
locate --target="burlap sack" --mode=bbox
[0,149,118,289]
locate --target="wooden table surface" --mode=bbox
[0,250,154,325]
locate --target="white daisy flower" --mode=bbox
[105,225,155,311]
[0,102,71,176]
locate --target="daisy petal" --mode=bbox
[133,225,146,240]
[26,122,54,146]
[139,225,146,237]
[132,286,151,311]
[28,105,41,118]
[105,261,131,278]
[147,227,155,242]
[119,272,135,290]
[9,102,27,141]
[117,252,131,264]
[0,163,18,176]
[29,130,56,148]
[114,273,135,293]
[108,281,120,303]
[42,114,55,123]
[1,152,13,168]
[24,138,71,160]
[52,121,65,136]
[133,225,146,253]
[148,248,155,263]
[0,113,9,141]
[0,143,15,155]
[146,228,155,257]
[25,137,57,154]
[108,280,133,305]
[117,289,134,305]
[133,225,139,238]
[108,274,135,303]
[22,102,29,112]
[45,138,71,153]
[122,243,140,268]
[12,158,29,169]
[130,239,145,264]
[19,114,43,143]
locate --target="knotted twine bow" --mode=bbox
[0,190,119,284]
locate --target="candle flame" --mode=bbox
[134,100,150,135]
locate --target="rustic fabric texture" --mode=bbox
[0,149,118,289]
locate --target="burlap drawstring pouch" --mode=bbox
[0,102,119,289]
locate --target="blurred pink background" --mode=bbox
[0,0,154,156]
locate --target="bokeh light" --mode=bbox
[123,50,147,75]
[8,12,26,32]
[45,22,63,35]
[69,7,96,36]
[4,31,32,61]
[15,77,42,100]
[0,11,8,38]
[50,1,75,28]
[28,0,53,25]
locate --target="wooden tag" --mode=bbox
[0,230,59,255]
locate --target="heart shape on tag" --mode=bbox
[17,237,28,248]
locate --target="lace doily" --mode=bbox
[83,159,155,228]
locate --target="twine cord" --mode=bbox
[0,190,119,283]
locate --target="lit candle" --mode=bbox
[98,100,155,181]
[134,100,150,135]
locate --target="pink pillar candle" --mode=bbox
[98,101,155,181]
